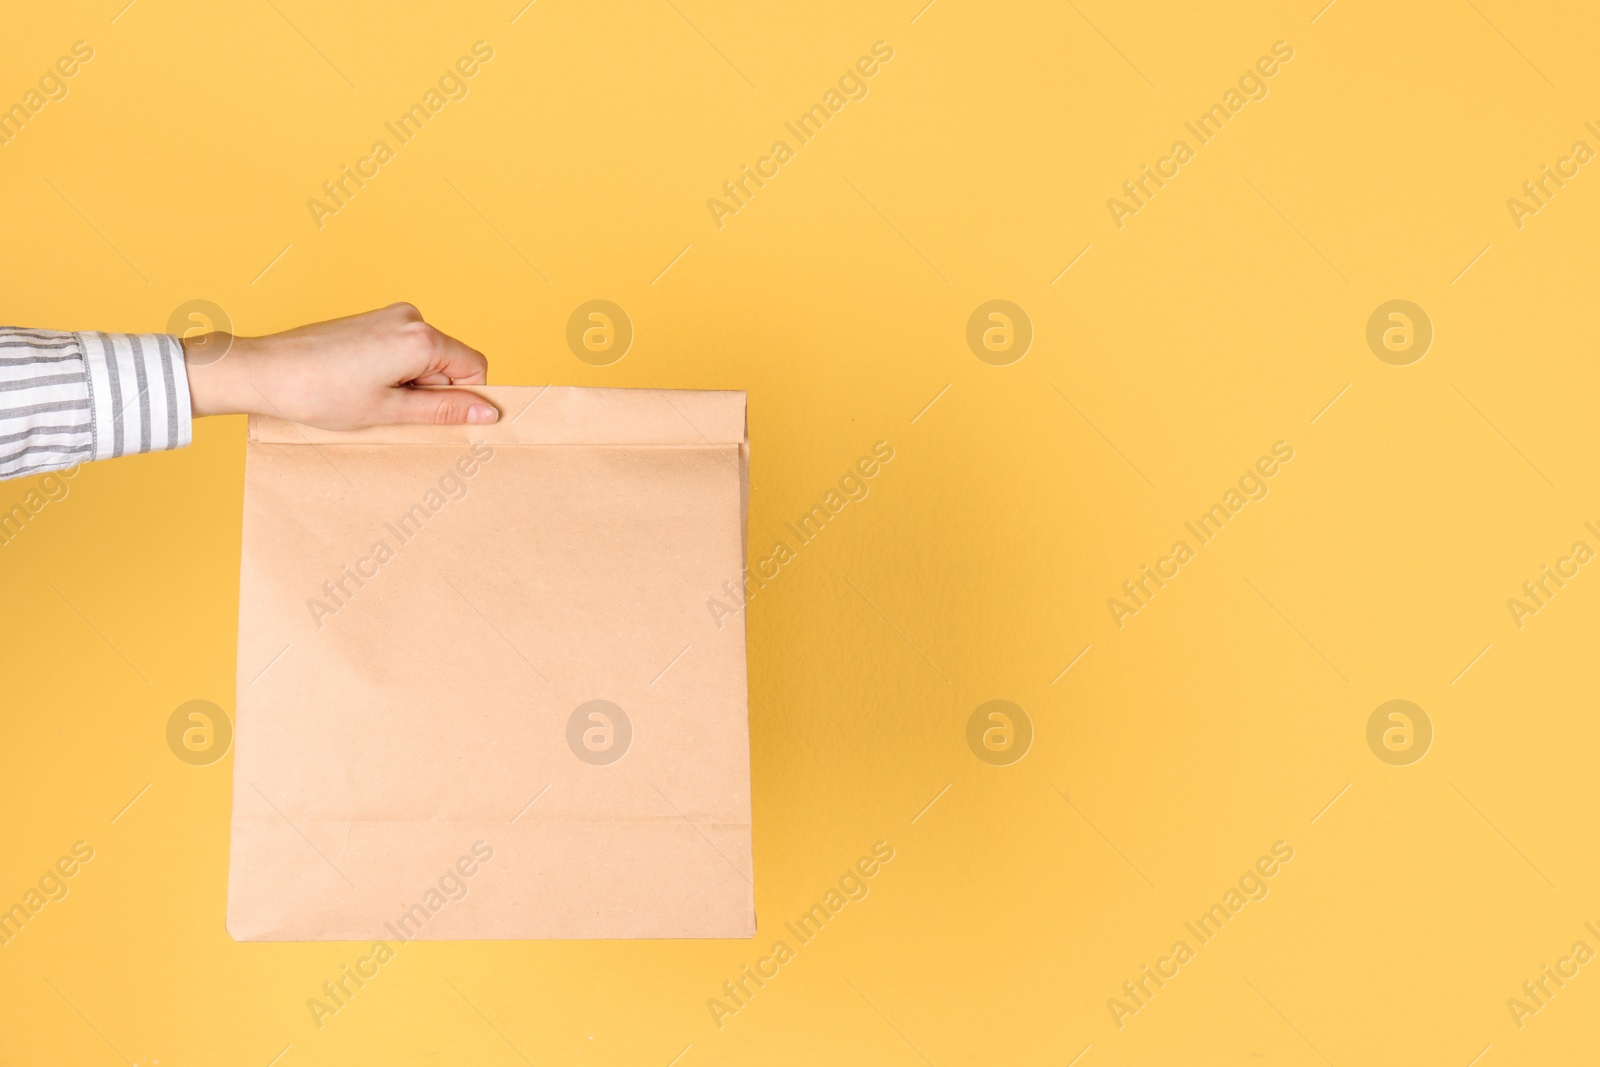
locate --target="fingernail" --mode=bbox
[468,404,498,424]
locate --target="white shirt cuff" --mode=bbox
[77,332,193,462]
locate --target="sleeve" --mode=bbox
[0,326,192,482]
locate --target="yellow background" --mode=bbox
[2,0,1597,1063]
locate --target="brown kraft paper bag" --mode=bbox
[227,385,754,940]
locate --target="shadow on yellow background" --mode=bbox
[2,1,1598,1064]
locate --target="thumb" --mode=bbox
[384,387,500,426]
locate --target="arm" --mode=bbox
[0,325,186,480]
[0,303,497,483]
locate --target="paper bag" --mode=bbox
[227,385,754,940]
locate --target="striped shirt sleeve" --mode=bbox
[0,327,192,481]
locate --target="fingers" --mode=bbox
[384,387,500,426]
[425,330,489,385]
[386,305,488,387]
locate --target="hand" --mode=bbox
[184,303,500,428]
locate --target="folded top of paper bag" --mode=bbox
[248,384,747,446]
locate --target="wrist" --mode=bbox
[184,332,258,418]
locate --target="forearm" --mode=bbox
[0,326,190,482]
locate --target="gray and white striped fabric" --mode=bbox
[0,327,191,481]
